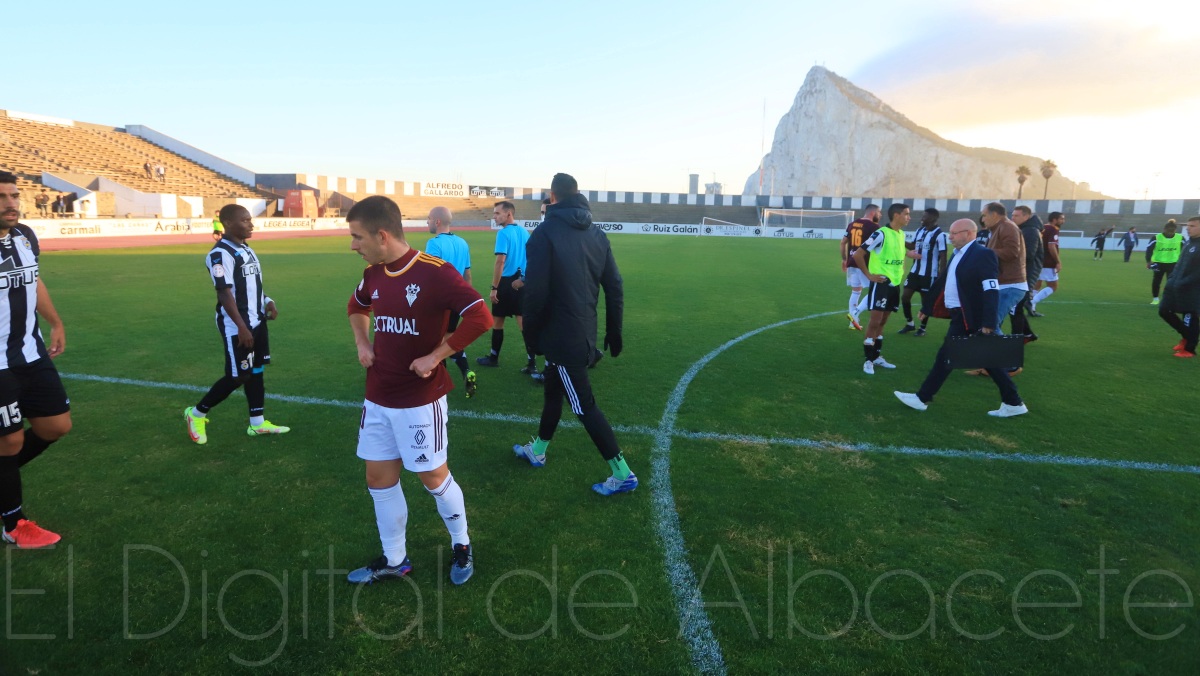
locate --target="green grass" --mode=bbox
[4,232,1198,674]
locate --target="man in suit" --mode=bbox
[893,219,1028,417]
[1121,227,1139,263]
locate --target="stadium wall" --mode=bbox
[275,173,1198,218]
[509,190,1200,218]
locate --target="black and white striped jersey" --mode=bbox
[206,238,266,334]
[909,226,949,278]
[0,225,48,370]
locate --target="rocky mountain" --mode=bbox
[744,67,1109,200]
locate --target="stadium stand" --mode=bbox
[0,112,267,216]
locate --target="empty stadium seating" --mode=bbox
[0,112,266,217]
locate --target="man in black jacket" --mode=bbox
[1009,205,1044,342]
[894,219,1028,417]
[1161,216,1200,358]
[513,173,634,495]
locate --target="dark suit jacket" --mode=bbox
[922,241,1001,333]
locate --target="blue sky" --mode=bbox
[7,0,1196,197]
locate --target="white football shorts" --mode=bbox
[1038,269,1059,282]
[846,267,871,288]
[357,396,448,471]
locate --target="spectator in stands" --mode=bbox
[156,164,166,183]
[35,190,50,217]
[52,195,65,218]
[143,162,153,180]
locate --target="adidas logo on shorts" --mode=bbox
[415,454,429,463]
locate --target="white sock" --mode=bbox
[249,415,264,427]
[427,473,469,546]
[856,295,870,314]
[190,409,206,419]
[368,483,408,566]
[1032,287,1054,306]
[848,291,861,316]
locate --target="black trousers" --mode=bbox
[539,361,621,461]
[917,309,1022,406]
[1159,307,1199,353]
[1152,264,1176,298]
[1010,290,1034,337]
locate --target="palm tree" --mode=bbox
[1040,160,1057,199]
[1015,166,1031,199]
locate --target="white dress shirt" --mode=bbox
[944,241,972,310]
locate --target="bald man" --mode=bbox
[894,219,1027,417]
[426,207,477,398]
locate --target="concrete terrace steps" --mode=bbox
[0,162,70,215]
[0,115,261,199]
[101,130,271,198]
[91,129,262,197]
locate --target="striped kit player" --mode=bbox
[898,208,948,336]
[0,171,74,549]
[183,204,289,444]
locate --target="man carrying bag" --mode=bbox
[894,219,1029,418]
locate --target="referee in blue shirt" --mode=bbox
[477,201,534,373]
[425,207,477,398]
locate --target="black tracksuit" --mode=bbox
[524,193,625,458]
[1160,238,1200,352]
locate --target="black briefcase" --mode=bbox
[945,333,1025,369]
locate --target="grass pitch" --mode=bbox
[4,232,1197,674]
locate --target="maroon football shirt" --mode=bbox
[348,248,490,408]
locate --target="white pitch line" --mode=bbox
[674,430,1200,475]
[58,372,1197,476]
[647,310,841,675]
[57,373,657,435]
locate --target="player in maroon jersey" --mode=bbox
[840,205,881,330]
[1029,211,1063,315]
[343,196,492,586]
